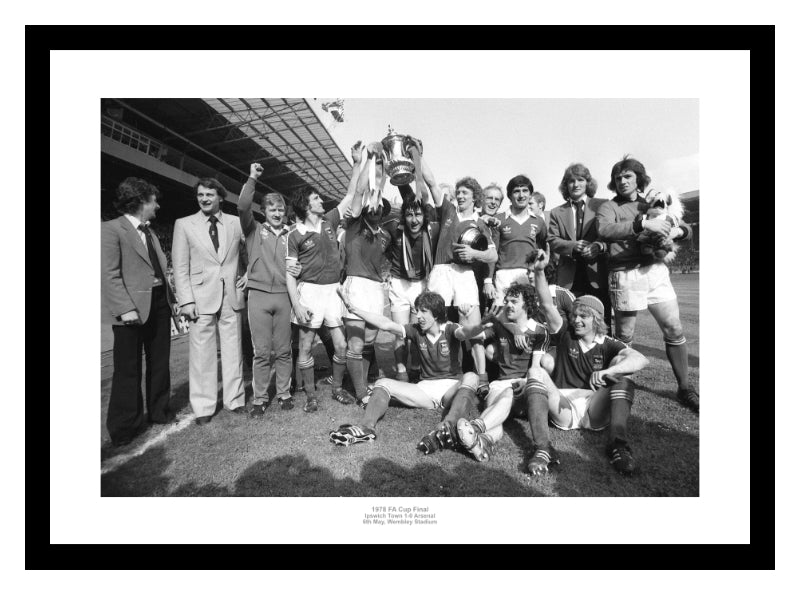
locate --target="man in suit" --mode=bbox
[102,177,176,447]
[548,163,612,330]
[172,178,246,425]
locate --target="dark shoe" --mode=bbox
[417,421,457,455]
[329,424,377,446]
[228,406,247,415]
[527,445,560,476]
[303,397,319,413]
[279,396,295,411]
[606,439,636,476]
[249,402,269,417]
[331,387,356,406]
[677,387,699,414]
[195,415,213,426]
[111,435,134,448]
[149,411,176,424]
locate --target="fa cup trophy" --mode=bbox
[381,126,422,186]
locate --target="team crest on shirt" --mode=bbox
[439,342,450,356]
[529,224,538,238]
[323,225,336,240]
[592,354,605,370]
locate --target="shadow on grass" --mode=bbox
[498,412,699,497]
[102,449,546,497]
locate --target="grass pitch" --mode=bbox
[100,274,699,497]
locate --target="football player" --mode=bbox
[329,290,486,447]
[525,245,649,476]
[285,143,366,413]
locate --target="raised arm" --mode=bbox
[416,146,442,207]
[335,141,366,218]
[529,244,563,334]
[337,286,404,336]
[237,163,263,236]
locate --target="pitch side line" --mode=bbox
[101,413,194,475]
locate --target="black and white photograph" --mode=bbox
[42,43,765,551]
[98,97,700,500]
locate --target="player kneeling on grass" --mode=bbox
[526,246,649,476]
[451,283,550,462]
[330,289,481,447]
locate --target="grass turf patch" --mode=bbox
[100,274,699,497]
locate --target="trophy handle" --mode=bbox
[404,135,423,156]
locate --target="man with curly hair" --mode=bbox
[285,143,365,413]
[102,177,177,446]
[453,283,549,463]
[596,156,698,413]
[427,176,497,394]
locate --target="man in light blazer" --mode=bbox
[102,177,176,447]
[548,163,611,329]
[172,178,246,425]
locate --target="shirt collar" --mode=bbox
[263,223,290,236]
[456,210,479,223]
[577,333,606,353]
[295,218,322,235]
[205,211,222,222]
[125,213,145,229]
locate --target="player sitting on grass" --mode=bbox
[453,283,549,462]
[525,246,649,476]
[329,289,483,447]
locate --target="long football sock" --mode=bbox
[362,343,377,381]
[524,378,551,450]
[346,350,367,401]
[444,385,478,424]
[665,336,690,390]
[297,357,315,395]
[331,352,347,391]
[609,377,635,443]
[362,385,390,429]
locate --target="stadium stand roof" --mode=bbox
[103,98,352,210]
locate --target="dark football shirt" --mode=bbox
[286,208,342,285]
[402,321,462,380]
[492,211,548,269]
[343,217,392,282]
[434,200,494,265]
[386,204,438,281]
[483,315,549,379]
[551,328,626,389]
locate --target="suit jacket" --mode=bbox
[101,215,173,326]
[172,211,245,315]
[547,197,608,291]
